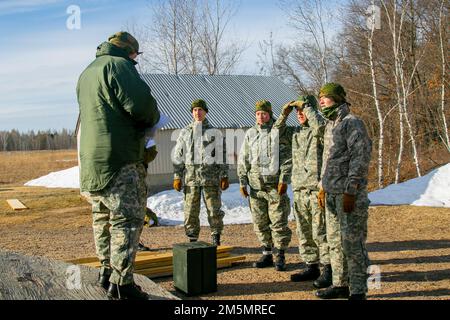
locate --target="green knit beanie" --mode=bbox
[319,83,347,104]
[255,100,273,117]
[191,99,208,113]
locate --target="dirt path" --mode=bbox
[1,186,449,300]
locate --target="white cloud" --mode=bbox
[0,0,62,16]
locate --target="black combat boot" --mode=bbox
[107,282,150,300]
[137,242,151,251]
[253,248,274,268]
[275,250,286,271]
[290,263,320,282]
[315,285,350,299]
[97,271,111,290]
[349,294,367,300]
[313,264,332,288]
[212,234,221,246]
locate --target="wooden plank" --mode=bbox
[134,252,231,270]
[137,255,246,278]
[69,245,235,267]
[0,250,179,300]
[6,199,28,211]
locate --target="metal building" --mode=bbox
[77,74,299,192]
[141,74,299,192]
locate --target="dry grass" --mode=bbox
[0,150,77,186]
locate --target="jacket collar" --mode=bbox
[95,42,138,65]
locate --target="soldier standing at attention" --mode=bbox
[173,99,229,246]
[77,32,160,300]
[315,83,372,300]
[238,100,292,271]
[274,96,331,288]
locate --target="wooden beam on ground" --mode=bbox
[66,245,235,265]
[6,199,28,211]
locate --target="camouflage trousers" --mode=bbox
[325,190,370,294]
[249,185,292,250]
[293,189,330,265]
[85,163,147,286]
[183,186,225,240]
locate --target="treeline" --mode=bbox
[257,0,450,187]
[0,129,77,151]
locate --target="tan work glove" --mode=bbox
[240,186,249,198]
[220,177,229,191]
[343,193,356,213]
[317,188,326,209]
[277,183,288,195]
[173,179,182,192]
[282,101,296,116]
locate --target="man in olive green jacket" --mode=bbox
[77,31,160,300]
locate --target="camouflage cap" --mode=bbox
[191,99,208,113]
[255,100,273,116]
[319,83,346,103]
[108,31,142,55]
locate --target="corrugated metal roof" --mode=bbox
[140,74,300,130]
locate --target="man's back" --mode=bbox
[77,42,159,192]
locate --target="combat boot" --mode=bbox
[349,294,367,300]
[313,264,332,288]
[212,234,221,246]
[253,248,274,268]
[107,282,150,300]
[97,271,111,290]
[137,242,151,251]
[275,250,286,271]
[315,285,350,299]
[290,263,320,282]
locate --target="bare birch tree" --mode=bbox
[438,0,450,151]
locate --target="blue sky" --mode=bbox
[0,0,297,132]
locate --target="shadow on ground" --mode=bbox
[370,288,450,299]
[367,239,450,252]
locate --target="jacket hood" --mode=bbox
[95,42,138,65]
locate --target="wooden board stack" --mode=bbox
[67,246,246,279]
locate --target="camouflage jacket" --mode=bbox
[237,119,292,190]
[320,103,372,195]
[274,106,326,191]
[173,119,228,187]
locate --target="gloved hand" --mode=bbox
[240,186,249,198]
[343,193,356,213]
[277,183,288,195]
[144,146,158,164]
[282,101,296,116]
[317,188,326,209]
[292,100,306,111]
[220,177,229,191]
[173,179,182,192]
[144,208,159,227]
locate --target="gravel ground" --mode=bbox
[1,186,449,300]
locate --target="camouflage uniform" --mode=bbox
[274,105,330,265]
[238,119,292,250]
[86,163,147,285]
[173,119,228,240]
[320,103,372,295]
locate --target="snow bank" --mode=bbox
[369,163,450,208]
[24,163,450,226]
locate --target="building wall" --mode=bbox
[146,128,247,191]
